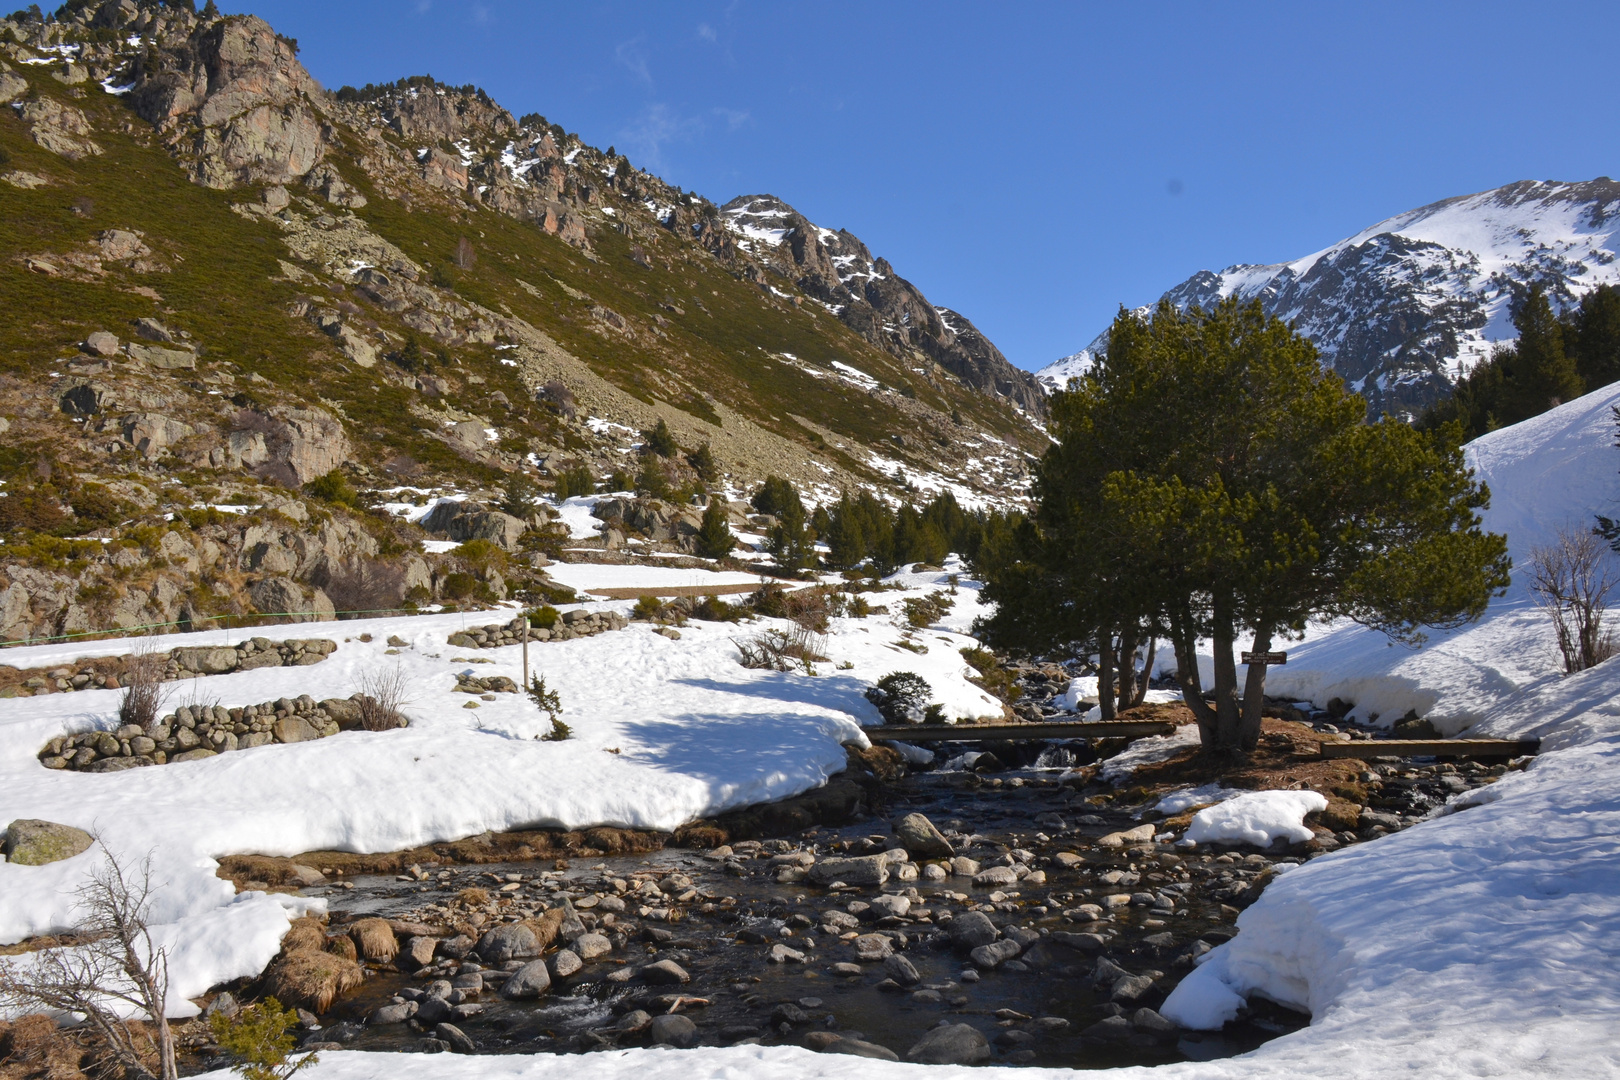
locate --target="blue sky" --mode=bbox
[242,1,1620,371]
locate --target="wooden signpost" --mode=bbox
[1241,651,1288,665]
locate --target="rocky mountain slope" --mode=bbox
[1041,178,1620,416]
[0,1,1045,643]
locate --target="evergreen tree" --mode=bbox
[499,472,536,517]
[645,418,678,457]
[825,494,868,569]
[635,457,670,499]
[750,475,801,518]
[688,443,719,484]
[1567,284,1620,389]
[1421,284,1585,439]
[981,298,1511,755]
[1506,284,1582,423]
[694,499,736,560]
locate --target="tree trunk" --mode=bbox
[1210,593,1241,752]
[1238,627,1273,753]
[1171,609,1217,744]
[1115,625,1138,714]
[1135,636,1157,707]
[1097,631,1117,721]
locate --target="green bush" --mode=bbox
[645,418,679,457]
[690,594,746,622]
[303,470,360,508]
[527,605,560,629]
[208,996,319,1080]
[552,463,596,500]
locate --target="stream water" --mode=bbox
[292,765,1313,1068]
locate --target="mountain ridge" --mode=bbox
[1040,177,1620,415]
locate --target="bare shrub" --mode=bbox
[354,662,410,731]
[1528,526,1619,673]
[316,558,405,618]
[735,627,826,673]
[454,235,476,270]
[119,645,170,733]
[0,849,178,1080]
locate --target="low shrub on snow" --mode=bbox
[866,671,934,724]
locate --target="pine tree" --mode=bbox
[1504,284,1582,423]
[645,418,678,457]
[694,499,736,559]
[1568,284,1620,389]
[981,298,1511,756]
[688,443,719,484]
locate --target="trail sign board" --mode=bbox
[1241,651,1288,665]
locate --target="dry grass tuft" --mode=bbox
[260,951,364,1013]
[347,917,398,962]
[454,887,489,908]
[325,935,358,962]
[526,908,566,953]
[0,1012,85,1077]
[278,916,328,956]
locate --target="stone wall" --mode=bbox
[1,637,336,697]
[446,612,627,649]
[38,691,395,772]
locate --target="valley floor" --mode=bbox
[8,390,1620,1077]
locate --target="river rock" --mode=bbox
[648,1013,698,1048]
[572,932,612,961]
[640,959,690,985]
[549,949,583,978]
[970,939,1023,969]
[475,923,540,962]
[1132,1007,1178,1034]
[435,1022,475,1053]
[973,865,1019,887]
[852,933,894,961]
[368,1001,416,1025]
[907,1023,991,1065]
[893,812,953,858]
[498,960,551,999]
[2,819,94,865]
[949,856,981,877]
[1112,974,1157,1002]
[1083,1015,1132,1040]
[769,943,807,964]
[402,936,439,968]
[808,854,890,887]
[869,893,912,919]
[413,996,452,1025]
[946,911,999,950]
[883,952,921,986]
[825,1038,901,1060]
[1098,824,1157,848]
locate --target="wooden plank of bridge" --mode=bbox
[1316,738,1539,760]
[861,719,1179,743]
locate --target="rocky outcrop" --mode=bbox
[720,195,1047,416]
[220,406,351,485]
[248,576,336,621]
[17,96,101,159]
[420,500,529,551]
[130,14,326,188]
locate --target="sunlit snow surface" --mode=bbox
[0,564,1000,1015]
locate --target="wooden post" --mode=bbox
[522,611,530,692]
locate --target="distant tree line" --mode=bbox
[1420,283,1620,439]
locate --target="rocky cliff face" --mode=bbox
[720,195,1046,416]
[1041,179,1620,416]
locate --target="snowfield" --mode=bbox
[10,387,1620,1076]
[0,564,1001,1015]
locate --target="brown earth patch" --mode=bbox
[216,746,890,891]
[1100,703,1366,832]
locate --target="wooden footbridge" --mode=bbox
[861,720,1538,760]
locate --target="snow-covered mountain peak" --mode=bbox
[1040,178,1620,415]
